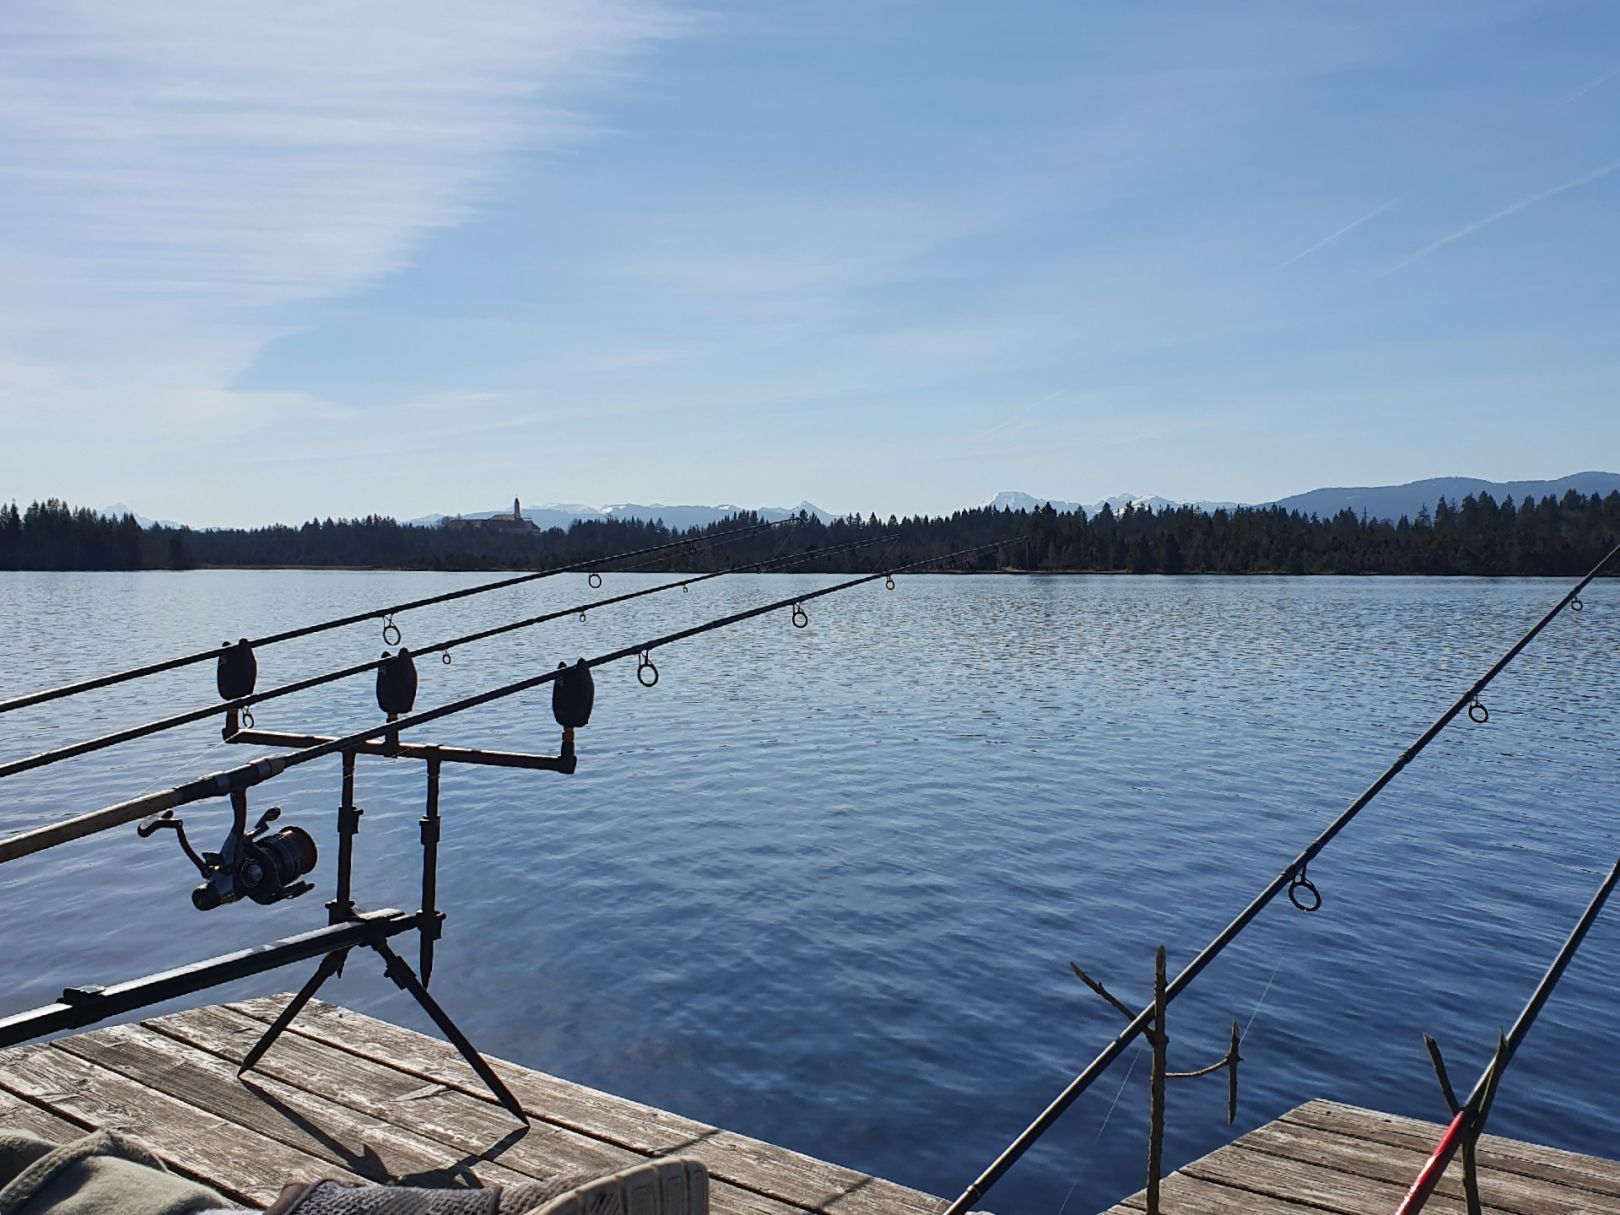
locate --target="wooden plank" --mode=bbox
[228,995,710,1149]
[56,1022,537,1190]
[0,1042,362,1207]
[148,1004,803,1215]
[1182,1141,1468,1215]
[1239,1117,1590,1215]
[223,995,947,1215]
[1285,1100,1620,1202]
[1108,1167,1391,1214]
[0,1082,88,1143]
[144,1005,652,1174]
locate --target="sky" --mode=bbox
[1,1,1617,527]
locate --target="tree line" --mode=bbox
[2,491,1618,576]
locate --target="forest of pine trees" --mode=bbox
[2,492,1618,577]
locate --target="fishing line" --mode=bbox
[1094,1043,1143,1139]
[0,534,896,783]
[1240,956,1283,1044]
[1055,1040,1145,1215]
[0,518,793,717]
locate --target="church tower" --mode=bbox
[513,497,521,521]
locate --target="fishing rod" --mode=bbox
[942,540,1620,1215]
[0,533,898,783]
[0,517,793,717]
[0,542,1001,866]
[1392,857,1620,1215]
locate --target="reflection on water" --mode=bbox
[1,570,1618,1212]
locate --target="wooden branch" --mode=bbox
[1070,961,1136,1022]
[1165,1058,1233,1080]
[1164,1019,1243,1126]
[1228,1019,1240,1126]
[1476,1030,1510,1128]
[1146,946,1168,1215]
[1424,1034,1462,1114]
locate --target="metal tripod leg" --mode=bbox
[239,948,348,1075]
[374,938,527,1123]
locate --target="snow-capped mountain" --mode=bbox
[411,500,836,529]
[983,491,1085,514]
[98,503,186,529]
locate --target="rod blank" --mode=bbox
[942,540,1620,1215]
[0,542,999,865]
[0,518,790,717]
[1394,857,1620,1215]
[0,533,894,782]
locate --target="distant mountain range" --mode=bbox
[987,472,1620,522]
[93,472,1620,533]
[408,500,837,531]
[1268,472,1620,522]
[97,503,186,529]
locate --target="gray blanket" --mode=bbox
[0,1132,706,1215]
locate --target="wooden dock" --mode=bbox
[4,997,1619,1215]
[0,995,950,1214]
[1099,1098,1620,1214]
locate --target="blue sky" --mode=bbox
[1,1,1617,525]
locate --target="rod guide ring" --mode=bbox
[1287,869,1321,913]
[791,603,809,629]
[588,572,602,589]
[1468,700,1489,724]
[636,650,659,687]
[382,617,401,647]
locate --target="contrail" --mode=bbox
[1384,156,1620,274]
[981,389,1062,437]
[1274,198,1395,270]
[1561,62,1620,105]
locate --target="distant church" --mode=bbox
[444,497,541,533]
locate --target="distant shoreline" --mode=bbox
[6,491,1617,579]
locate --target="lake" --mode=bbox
[2,570,1618,1213]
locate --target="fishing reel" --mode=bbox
[140,790,317,911]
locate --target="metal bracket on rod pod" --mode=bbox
[328,750,362,934]
[420,754,444,986]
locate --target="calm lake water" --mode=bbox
[2,571,1618,1213]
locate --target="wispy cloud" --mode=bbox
[1273,199,1395,270]
[1384,158,1620,275]
[0,1,679,503]
[1560,62,1620,106]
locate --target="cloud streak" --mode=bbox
[1561,62,1620,106]
[980,390,1063,438]
[1384,158,1620,274]
[1273,199,1395,270]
